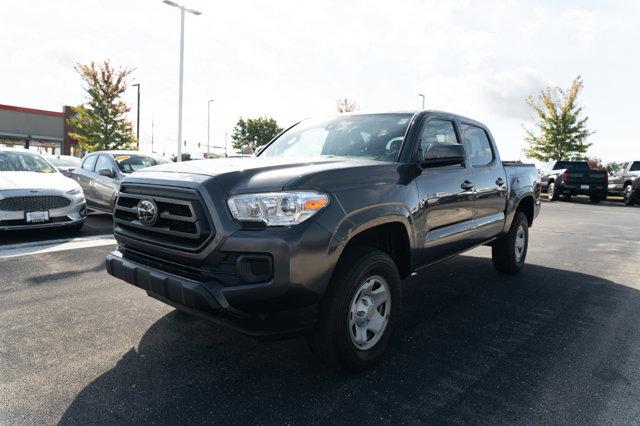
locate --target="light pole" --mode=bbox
[163,0,202,162]
[418,93,425,110]
[132,83,141,149]
[207,99,214,159]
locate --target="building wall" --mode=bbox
[0,104,79,156]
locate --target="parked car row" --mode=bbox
[0,148,86,231]
[540,160,640,206]
[0,148,166,234]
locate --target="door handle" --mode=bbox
[461,180,474,190]
[495,177,505,186]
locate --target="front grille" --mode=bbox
[0,195,71,211]
[114,183,214,253]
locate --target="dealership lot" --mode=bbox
[1,199,639,424]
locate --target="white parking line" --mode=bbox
[0,235,116,259]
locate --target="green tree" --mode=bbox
[68,60,136,152]
[231,117,283,152]
[524,75,594,161]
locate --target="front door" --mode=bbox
[414,118,476,265]
[92,154,119,212]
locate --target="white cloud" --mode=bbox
[1,0,639,161]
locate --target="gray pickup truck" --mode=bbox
[106,111,541,373]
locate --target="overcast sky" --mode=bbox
[1,0,638,162]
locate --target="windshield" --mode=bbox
[112,154,167,174]
[47,156,81,168]
[0,151,57,173]
[630,161,640,172]
[260,114,412,161]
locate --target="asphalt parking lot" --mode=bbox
[1,198,639,424]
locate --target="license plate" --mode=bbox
[26,211,49,223]
[580,185,589,190]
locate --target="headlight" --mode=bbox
[227,191,329,226]
[67,187,82,196]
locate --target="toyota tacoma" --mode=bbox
[106,111,541,373]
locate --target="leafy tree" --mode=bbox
[524,76,594,161]
[336,98,358,113]
[231,117,283,152]
[68,60,136,152]
[605,161,623,174]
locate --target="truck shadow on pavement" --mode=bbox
[60,255,639,424]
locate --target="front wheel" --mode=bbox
[492,212,529,275]
[308,246,401,374]
[624,185,637,206]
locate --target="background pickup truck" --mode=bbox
[608,161,640,205]
[105,111,541,373]
[540,160,608,203]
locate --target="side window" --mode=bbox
[418,120,459,158]
[461,124,494,166]
[95,155,114,174]
[82,155,97,171]
[630,162,640,172]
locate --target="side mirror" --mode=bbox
[419,143,466,168]
[98,168,114,178]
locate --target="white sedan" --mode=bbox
[0,149,87,231]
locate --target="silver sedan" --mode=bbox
[0,149,86,231]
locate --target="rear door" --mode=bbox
[415,117,476,265]
[460,122,507,241]
[74,154,98,206]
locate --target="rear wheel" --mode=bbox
[624,185,637,206]
[492,212,529,275]
[589,193,602,203]
[547,182,560,201]
[308,246,401,374]
[562,193,572,201]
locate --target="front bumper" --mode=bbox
[0,195,86,231]
[106,249,318,337]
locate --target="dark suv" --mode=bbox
[106,111,541,373]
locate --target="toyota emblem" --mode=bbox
[136,199,158,226]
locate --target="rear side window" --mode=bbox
[82,155,97,171]
[418,120,459,159]
[461,124,493,166]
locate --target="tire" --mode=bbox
[589,193,602,203]
[562,193,572,201]
[623,185,637,206]
[547,182,560,201]
[308,246,401,374]
[492,212,529,275]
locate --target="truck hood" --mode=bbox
[135,156,389,194]
[0,171,80,192]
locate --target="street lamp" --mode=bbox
[132,83,141,149]
[207,99,214,159]
[418,93,425,110]
[163,0,202,162]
